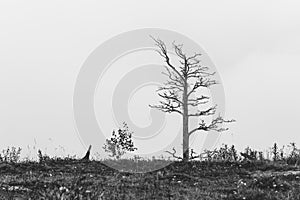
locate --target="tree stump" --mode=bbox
[81,145,92,161]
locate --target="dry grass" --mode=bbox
[0,159,299,199]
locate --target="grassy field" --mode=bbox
[0,158,300,200]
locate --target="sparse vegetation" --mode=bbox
[0,143,300,199]
[0,146,22,163]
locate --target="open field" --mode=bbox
[0,159,300,200]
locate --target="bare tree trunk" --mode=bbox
[182,81,189,161]
[183,115,189,161]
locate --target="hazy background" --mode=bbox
[0,0,299,158]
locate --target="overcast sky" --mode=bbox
[0,0,299,158]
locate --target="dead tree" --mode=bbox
[81,145,92,161]
[150,37,234,161]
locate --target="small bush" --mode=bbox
[38,149,51,163]
[103,122,137,159]
[0,146,22,163]
[286,143,300,165]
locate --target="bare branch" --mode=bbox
[172,41,186,60]
[187,77,217,97]
[157,85,183,92]
[158,91,183,105]
[189,115,235,136]
[163,81,183,90]
[165,147,183,160]
[161,66,184,87]
[188,105,217,117]
[172,44,189,77]
[149,101,183,115]
[150,36,184,81]
[186,53,201,62]
[187,95,210,106]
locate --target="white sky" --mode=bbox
[0,0,300,158]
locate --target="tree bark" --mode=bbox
[182,80,189,161]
